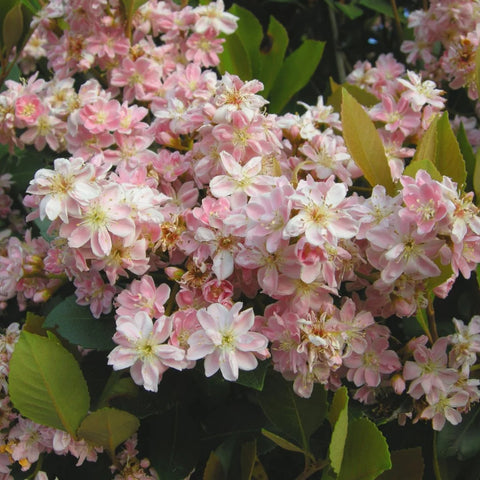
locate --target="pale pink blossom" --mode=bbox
[108,311,185,392]
[187,302,269,381]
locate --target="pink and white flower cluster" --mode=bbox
[401,0,480,100]
[1,4,480,477]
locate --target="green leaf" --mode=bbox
[457,122,476,193]
[3,3,24,52]
[240,439,257,480]
[338,417,391,480]
[8,331,90,436]
[377,447,424,479]
[261,429,305,454]
[258,15,288,98]
[0,0,19,48]
[412,114,438,164]
[96,372,138,409]
[218,31,252,80]
[257,371,328,452]
[328,387,349,474]
[145,403,202,480]
[436,112,466,189]
[236,359,269,391]
[336,1,364,19]
[23,312,46,336]
[425,260,453,291]
[341,88,396,195]
[230,4,263,78]
[403,158,442,182]
[77,407,140,458]
[328,79,379,112]
[437,404,480,461]
[358,0,394,16]
[475,40,480,104]
[43,295,116,350]
[412,113,467,189]
[218,4,263,80]
[415,306,431,341]
[474,149,480,204]
[268,39,325,113]
[204,452,226,480]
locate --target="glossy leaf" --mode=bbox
[23,312,46,336]
[145,403,202,480]
[425,260,453,291]
[8,331,90,436]
[436,112,466,188]
[269,39,325,113]
[257,371,328,451]
[3,3,24,52]
[204,452,226,480]
[437,405,480,461]
[474,150,480,204]
[412,113,466,189]
[403,158,442,182]
[457,122,476,193]
[475,40,480,104]
[415,307,431,342]
[231,4,263,78]
[218,31,252,80]
[341,88,395,194]
[338,418,391,480]
[327,387,349,474]
[261,429,305,454]
[43,295,116,350]
[412,114,438,164]
[0,0,19,48]
[358,0,394,16]
[240,440,257,480]
[218,4,263,80]
[328,78,379,112]
[236,359,269,391]
[96,372,138,409]
[336,1,363,19]
[258,15,289,98]
[377,447,424,480]
[77,407,140,458]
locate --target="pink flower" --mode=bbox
[194,0,238,35]
[284,175,359,246]
[404,337,459,403]
[108,311,185,392]
[210,151,273,198]
[26,157,99,223]
[116,276,171,319]
[15,94,45,127]
[62,184,135,258]
[187,302,269,381]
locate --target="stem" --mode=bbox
[327,3,345,83]
[433,431,443,480]
[389,0,403,45]
[294,459,329,480]
[427,296,438,343]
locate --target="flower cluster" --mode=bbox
[1,0,480,476]
[401,0,480,100]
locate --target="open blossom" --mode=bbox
[26,157,99,223]
[60,184,135,258]
[283,175,359,246]
[108,311,185,392]
[187,302,269,381]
